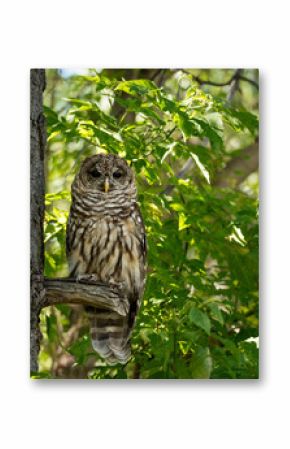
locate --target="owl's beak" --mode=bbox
[104,178,110,193]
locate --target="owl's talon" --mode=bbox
[76,274,100,283]
[121,298,130,315]
[108,280,125,292]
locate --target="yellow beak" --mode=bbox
[104,178,110,193]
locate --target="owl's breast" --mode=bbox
[69,215,145,295]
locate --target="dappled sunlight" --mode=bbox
[40,68,259,379]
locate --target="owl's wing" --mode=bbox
[66,212,73,258]
[134,203,147,265]
[126,204,147,328]
[65,215,71,258]
[66,212,82,277]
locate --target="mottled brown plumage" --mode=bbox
[66,154,147,364]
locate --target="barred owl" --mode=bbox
[66,154,147,364]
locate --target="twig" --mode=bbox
[183,69,259,90]
[162,157,194,195]
[227,69,242,102]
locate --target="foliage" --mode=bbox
[40,68,259,379]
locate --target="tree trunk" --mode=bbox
[30,69,46,373]
[30,73,130,373]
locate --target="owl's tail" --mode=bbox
[89,310,131,365]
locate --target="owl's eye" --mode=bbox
[113,170,123,179]
[90,168,101,178]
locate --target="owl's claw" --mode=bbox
[76,275,125,293]
[76,273,100,283]
[119,298,130,316]
[107,280,128,315]
[108,280,125,292]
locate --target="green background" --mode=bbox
[39,68,259,379]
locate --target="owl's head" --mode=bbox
[77,154,134,193]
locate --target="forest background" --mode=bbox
[40,68,259,379]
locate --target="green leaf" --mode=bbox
[115,79,156,96]
[174,111,201,140]
[178,212,191,230]
[46,315,58,342]
[191,153,210,184]
[45,191,71,204]
[208,303,224,325]
[189,307,211,335]
[80,74,112,91]
[115,96,142,110]
[43,105,59,127]
[170,202,185,212]
[139,106,165,125]
[230,110,258,135]
[192,118,223,151]
[31,371,52,379]
[64,98,92,107]
[227,225,247,246]
[67,335,90,365]
[190,347,213,379]
[223,108,259,135]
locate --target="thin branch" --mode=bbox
[183,69,259,90]
[182,69,237,86]
[227,69,242,102]
[43,278,129,316]
[192,75,236,87]
[162,157,194,195]
[238,75,259,89]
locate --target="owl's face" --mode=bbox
[78,154,134,193]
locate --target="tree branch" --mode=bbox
[162,70,257,195]
[162,157,194,195]
[182,69,259,90]
[31,70,130,374]
[214,141,259,188]
[227,69,242,102]
[43,278,129,316]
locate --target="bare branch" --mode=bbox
[214,141,259,188]
[43,278,129,316]
[227,69,242,102]
[183,69,259,90]
[162,158,194,195]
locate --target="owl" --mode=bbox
[66,154,147,364]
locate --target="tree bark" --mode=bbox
[30,69,46,373]
[44,278,129,316]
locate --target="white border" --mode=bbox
[1,1,289,448]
